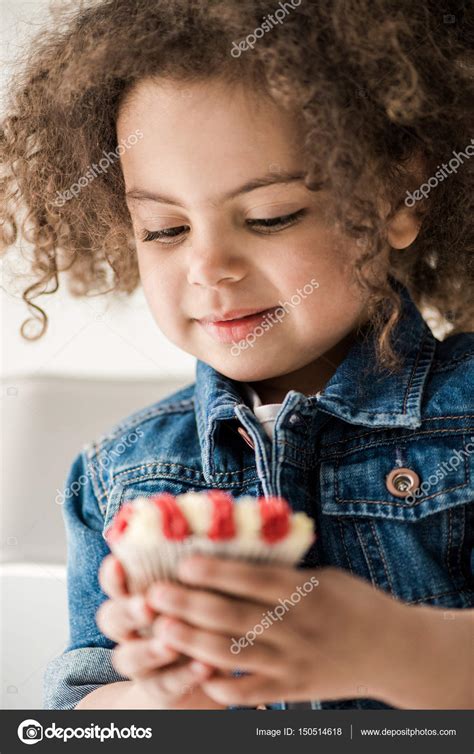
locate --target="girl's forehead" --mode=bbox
[117,78,307,194]
[117,76,304,142]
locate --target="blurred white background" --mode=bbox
[3,283,194,379]
[1,0,194,381]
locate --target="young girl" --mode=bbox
[2,0,473,711]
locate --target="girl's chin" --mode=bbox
[204,353,294,383]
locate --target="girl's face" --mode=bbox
[118,78,387,384]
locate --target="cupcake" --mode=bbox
[104,491,315,594]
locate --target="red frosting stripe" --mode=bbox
[207,490,236,540]
[152,493,191,540]
[258,495,291,543]
[104,502,135,543]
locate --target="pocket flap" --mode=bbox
[321,435,474,521]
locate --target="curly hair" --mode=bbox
[1,0,473,369]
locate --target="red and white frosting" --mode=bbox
[105,490,315,549]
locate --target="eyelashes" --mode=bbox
[140,208,308,245]
[245,208,307,231]
[140,226,186,243]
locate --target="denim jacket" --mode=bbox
[43,282,474,710]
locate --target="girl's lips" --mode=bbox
[198,307,278,344]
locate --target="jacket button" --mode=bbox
[237,427,255,449]
[385,467,420,498]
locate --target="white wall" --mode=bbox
[2,284,195,379]
[1,0,195,380]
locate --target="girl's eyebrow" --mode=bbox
[125,170,305,208]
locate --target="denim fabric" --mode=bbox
[43,280,474,710]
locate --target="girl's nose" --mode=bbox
[186,239,245,288]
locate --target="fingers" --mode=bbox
[177,555,299,604]
[96,593,155,643]
[146,582,266,638]
[99,554,128,599]
[140,658,213,703]
[112,637,179,678]
[112,632,215,706]
[153,616,281,675]
[202,672,283,707]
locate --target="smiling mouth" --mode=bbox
[214,309,268,323]
[196,306,279,344]
[198,307,274,325]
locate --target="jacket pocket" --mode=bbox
[101,466,262,540]
[320,434,473,520]
[319,434,474,605]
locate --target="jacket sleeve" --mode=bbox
[43,450,129,710]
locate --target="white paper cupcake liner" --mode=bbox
[109,532,310,595]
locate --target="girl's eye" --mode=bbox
[140,208,307,245]
[140,225,189,244]
[246,208,307,233]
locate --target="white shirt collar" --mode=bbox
[240,383,285,440]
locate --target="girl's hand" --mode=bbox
[96,554,225,708]
[146,555,402,707]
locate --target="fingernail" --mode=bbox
[150,638,172,657]
[177,561,193,580]
[149,584,169,604]
[178,557,202,581]
[129,595,147,621]
[190,660,209,676]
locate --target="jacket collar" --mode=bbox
[315,279,437,430]
[194,280,437,473]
